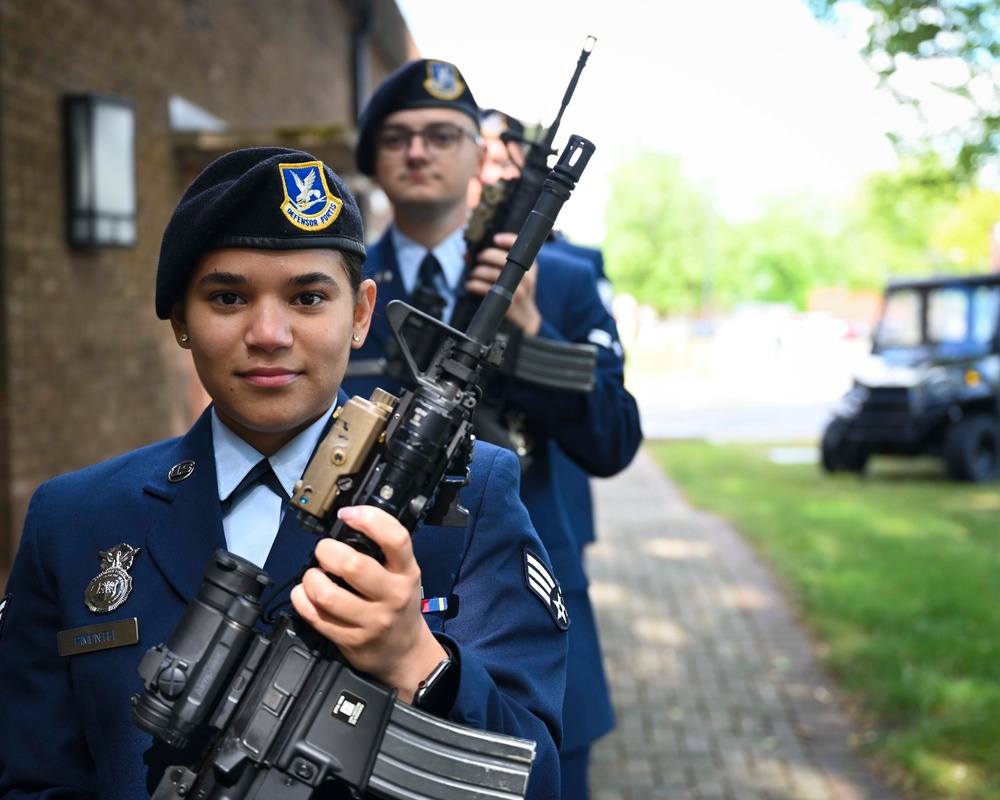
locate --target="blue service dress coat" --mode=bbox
[0,402,568,799]
[542,237,617,551]
[343,231,643,755]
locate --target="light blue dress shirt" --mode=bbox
[390,225,467,324]
[212,409,331,567]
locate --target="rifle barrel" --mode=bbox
[465,135,595,346]
[544,36,596,153]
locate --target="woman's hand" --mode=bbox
[465,231,542,335]
[291,505,449,703]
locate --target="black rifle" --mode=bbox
[346,39,599,469]
[456,37,600,466]
[132,136,595,800]
[455,35,596,332]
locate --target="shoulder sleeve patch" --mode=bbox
[587,328,624,359]
[524,548,570,631]
[0,593,10,641]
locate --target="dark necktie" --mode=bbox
[415,252,447,320]
[221,459,287,510]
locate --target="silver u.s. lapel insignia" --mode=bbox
[167,460,196,482]
[85,543,141,613]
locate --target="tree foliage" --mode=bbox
[847,151,964,275]
[806,0,1000,179]
[846,150,1000,276]
[603,153,722,315]
[603,152,865,314]
[931,186,1000,267]
[722,193,866,309]
[602,150,1000,317]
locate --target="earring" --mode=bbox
[179,334,189,343]
[352,332,361,342]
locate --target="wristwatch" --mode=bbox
[413,650,459,716]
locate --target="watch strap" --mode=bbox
[413,648,458,716]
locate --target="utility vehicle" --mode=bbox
[822,273,1000,482]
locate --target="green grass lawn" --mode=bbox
[648,441,1000,800]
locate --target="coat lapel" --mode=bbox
[143,396,358,608]
[260,398,347,607]
[258,509,319,610]
[142,408,227,604]
[367,234,408,352]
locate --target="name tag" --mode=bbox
[57,618,139,656]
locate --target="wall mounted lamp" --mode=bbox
[64,93,137,247]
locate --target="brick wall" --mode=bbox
[0,0,414,577]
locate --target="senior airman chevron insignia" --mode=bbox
[523,549,570,631]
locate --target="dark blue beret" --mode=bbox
[155,147,366,319]
[480,108,526,142]
[355,59,479,176]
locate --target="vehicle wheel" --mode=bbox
[841,447,869,474]
[820,419,845,473]
[820,419,868,474]
[943,415,1000,482]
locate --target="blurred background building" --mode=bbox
[0,0,416,582]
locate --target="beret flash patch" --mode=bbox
[280,161,342,231]
[524,548,570,631]
[424,60,465,101]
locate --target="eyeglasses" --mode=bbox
[377,123,479,154]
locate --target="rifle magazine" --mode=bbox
[509,337,598,392]
[368,701,536,800]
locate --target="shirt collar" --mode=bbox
[211,408,332,501]
[391,225,468,294]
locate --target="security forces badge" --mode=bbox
[524,548,570,631]
[57,543,141,656]
[85,543,141,613]
[424,60,465,101]
[279,161,343,231]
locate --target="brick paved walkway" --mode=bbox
[586,449,902,800]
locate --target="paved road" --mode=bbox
[636,399,837,444]
[624,330,866,443]
[585,449,902,800]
